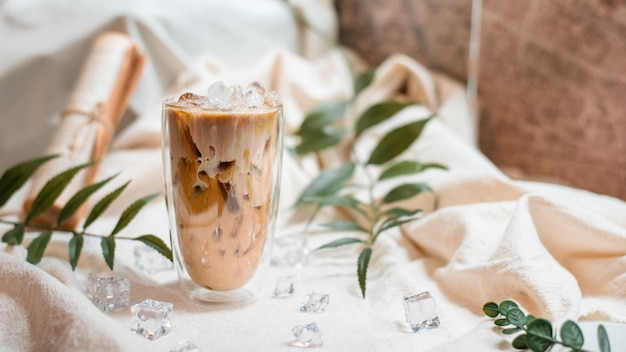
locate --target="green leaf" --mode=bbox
[295,163,355,207]
[560,320,584,349]
[0,154,58,207]
[367,116,433,165]
[495,318,510,327]
[525,314,537,327]
[597,324,611,352]
[26,230,52,265]
[503,327,522,335]
[357,247,372,299]
[355,102,415,137]
[296,100,348,137]
[353,69,375,97]
[506,308,527,329]
[499,300,520,315]
[110,193,159,235]
[512,334,528,349]
[483,302,500,318]
[316,237,365,250]
[526,319,555,352]
[320,221,368,233]
[101,236,116,270]
[377,216,420,234]
[378,161,447,181]
[83,181,130,229]
[382,183,432,204]
[294,129,346,155]
[57,174,117,226]
[133,235,173,261]
[25,162,94,223]
[68,234,84,270]
[1,223,25,245]
[382,207,422,218]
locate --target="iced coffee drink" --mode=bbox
[162,82,282,296]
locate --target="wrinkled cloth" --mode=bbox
[2,1,626,352]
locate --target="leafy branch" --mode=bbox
[0,155,172,270]
[482,300,611,352]
[292,71,446,298]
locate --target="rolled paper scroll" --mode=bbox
[23,32,145,229]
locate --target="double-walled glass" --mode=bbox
[161,99,283,306]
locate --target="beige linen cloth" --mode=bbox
[2,44,626,352]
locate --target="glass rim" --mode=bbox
[162,96,283,114]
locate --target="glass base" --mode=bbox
[185,283,258,308]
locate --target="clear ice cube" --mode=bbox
[403,291,440,332]
[177,92,207,107]
[271,234,309,268]
[264,90,280,107]
[134,244,174,274]
[291,322,323,347]
[299,291,329,313]
[85,273,130,312]
[228,84,244,110]
[131,299,173,340]
[208,81,230,109]
[273,275,297,298]
[170,340,201,352]
[244,81,266,108]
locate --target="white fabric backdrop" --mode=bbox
[1,1,626,351]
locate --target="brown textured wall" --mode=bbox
[336,0,626,200]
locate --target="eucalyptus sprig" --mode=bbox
[482,300,611,352]
[292,71,446,298]
[0,155,172,270]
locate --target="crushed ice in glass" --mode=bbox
[273,275,297,298]
[85,273,130,312]
[299,291,329,313]
[291,322,323,347]
[134,244,174,274]
[177,81,279,111]
[131,299,173,340]
[170,340,201,352]
[403,291,440,332]
[271,234,309,268]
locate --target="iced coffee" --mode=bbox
[162,82,282,294]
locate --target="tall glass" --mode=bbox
[161,96,283,306]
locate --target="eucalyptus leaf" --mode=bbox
[296,100,348,137]
[68,234,84,270]
[57,174,117,226]
[26,230,52,265]
[560,320,584,349]
[506,308,527,328]
[133,235,173,261]
[294,129,346,155]
[83,181,130,229]
[25,162,94,223]
[502,327,522,335]
[320,221,368,233]
[1,223,25,245]
[295,163,355,207]
[377,216,420,235]
[382,183,432,204]
[525,314,537,326]
[355,102,415,137]
[526,319,554,352]
[512,334,528,349]
[101,236,116,270]
[367,116,433,165]
[357,247,372,299]
[353,69,375,97]
[379,161,447,181]
[482,302,500,318]
[316,237,365,250]
[110,193,159,235]
[300,194,366,216]
[597,324,611,352]
[495,318,510,327]
[499,300,520,315]
[0,154,58,207]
